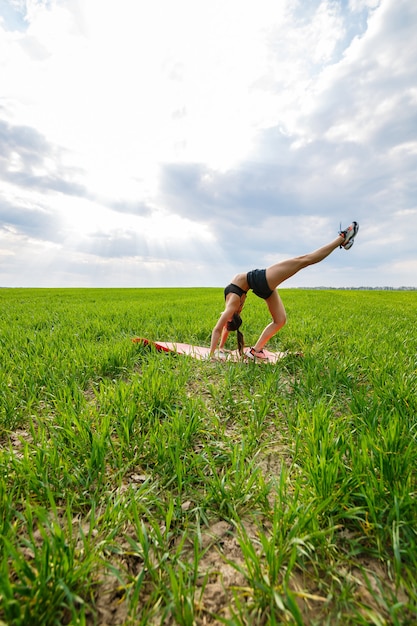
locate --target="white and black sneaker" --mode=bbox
[246,347,267,360]
[339,221,359,249]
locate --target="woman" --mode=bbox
[209,221,359,359]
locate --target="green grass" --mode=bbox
[0,287,416,625]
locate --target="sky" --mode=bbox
[1,0,416,289]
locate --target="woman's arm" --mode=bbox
[219,326,229,349]
[209,310,230,355]
[209,299,238,355]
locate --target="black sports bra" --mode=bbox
[224,283,248,299]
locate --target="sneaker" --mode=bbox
[339,221,359,249]
[247,347,267,360]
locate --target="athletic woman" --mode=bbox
[209,221,359,359]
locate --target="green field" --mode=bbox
[0,288,416,625]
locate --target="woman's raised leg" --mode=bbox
[266,235,344,290]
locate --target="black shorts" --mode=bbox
[246,269,274,300]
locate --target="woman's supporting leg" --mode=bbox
[252,290,287,352]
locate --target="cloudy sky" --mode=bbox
[1,0,416,288]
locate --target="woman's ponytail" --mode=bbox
[237,329,244,356]
[227,313,245,356]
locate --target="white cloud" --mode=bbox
[0,0,416,288]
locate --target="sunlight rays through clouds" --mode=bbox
[1,0,416,287]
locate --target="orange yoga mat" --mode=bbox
[132,338,289,363]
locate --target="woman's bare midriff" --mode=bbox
[231,274,249,291]
[230,273,250,292]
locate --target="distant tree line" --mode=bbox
[298,286,417,291]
